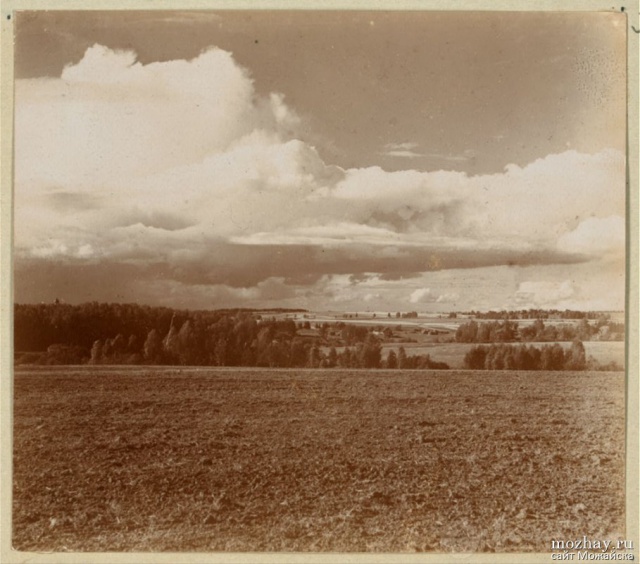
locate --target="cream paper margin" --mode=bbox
[0,1,637,563]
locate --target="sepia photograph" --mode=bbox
[2,3,638,561]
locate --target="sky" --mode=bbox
[13,10,627,312]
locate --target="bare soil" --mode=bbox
[12,367,626,552]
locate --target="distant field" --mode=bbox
[277,311,624,330]
[13,367,625,552]
[381,341,625,369]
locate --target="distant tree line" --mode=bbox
[341,311,419,319]
[463,341,621,371]
[14,302,450,369]
[455,318,623,344]
[455,320,519,343]
[463,309,616,320]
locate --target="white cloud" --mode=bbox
[16,45,298,192]
[408,287,460,305]
[16,45,625,264]
[385,142,419,151]
[513,280,576,308]
[139,277,298,310]
[506,268,622,311]
[231,222,404,247]
[483,149,625,242]
[557,216,625,257]
[61,44,139,84]
[422,151,474,163]
[409,288,435,303]
[14,45,626,311]
[436,292,460,304]
[31,240,69,258]
[385,150,424,158]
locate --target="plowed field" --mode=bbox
[12,367,626,552]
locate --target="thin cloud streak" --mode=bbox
[384,150,424,158]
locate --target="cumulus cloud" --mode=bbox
[16,45,299,192]
[409,288,435,303]
[436,292,460,304]
[409,288,460,305]
[512,280,576,308]
[14,44,626,310]
[557,216,625,257]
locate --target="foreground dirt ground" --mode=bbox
[12,367,626,552]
